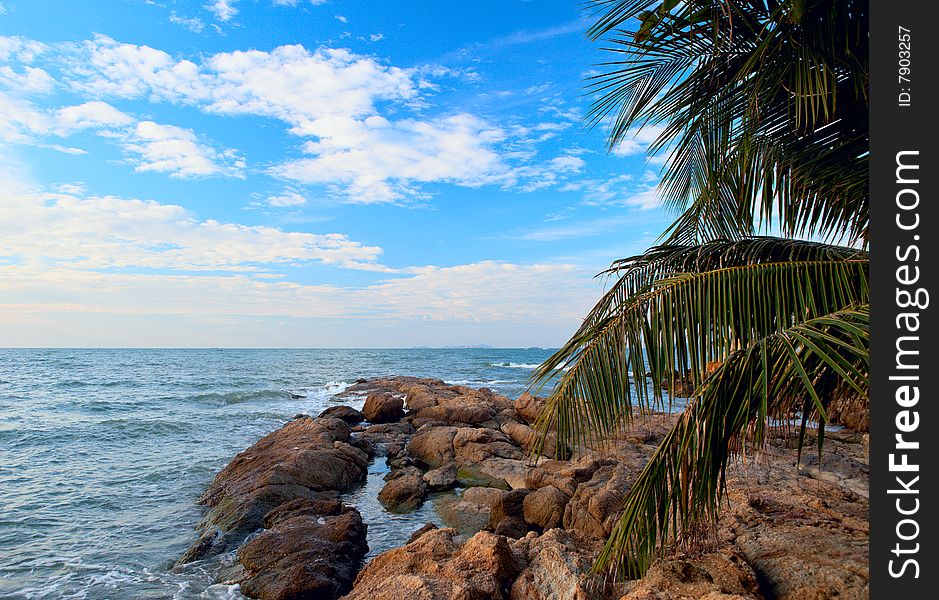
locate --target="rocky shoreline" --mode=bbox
[177,376,869,599]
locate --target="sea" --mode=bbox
[0,348,556,600]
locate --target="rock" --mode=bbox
[495,516,529,539]
[563,464,637,538]
[456,465,511,490]
[378,474,429,512]
[235,503,368,600]
[407,523,439,544]
[344,529,520,600]
[522,485,568,530]
[514,392,546,425]
[526,457,611,497]
[414,396,497,427]
[501,421,560,457]
[510,529,610,600]
[318,405,366,425]
[407,427,457,469]
[435,487,507,535]
[362,392,405,423]
[621,550,762,600]
[179,417,368,563]
[454,427,525,464]
[461,458,529,490]
[825,393,869,432]
[489,489,532,538]
[422,463,458,491]
[718,458,870,600]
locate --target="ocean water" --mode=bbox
[0,348,554,600]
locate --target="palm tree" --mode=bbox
[531,0,869,579]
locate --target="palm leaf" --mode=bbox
[595,306,869,578]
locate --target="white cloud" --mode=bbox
[0,65,55,93]
[0,191,386,272]
[273,114,509,203]
[205,0,238,22]
[334,14,347,23]
[55,101,133,132]
[170,13,206,33]
[5,35,588,202]
[120,120,245,178]
[369,33,384,42]
[267,189,308,207]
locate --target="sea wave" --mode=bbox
[191,390,298,405]
[487,362,541,369]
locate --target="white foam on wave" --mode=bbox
[488,362,541,369]
[201,583,248,600]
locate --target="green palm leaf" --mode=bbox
[595,306,869,578]
[531,256,868,457]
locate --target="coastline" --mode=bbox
[179,375,870,600]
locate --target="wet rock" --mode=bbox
[318,405,366,425]
[522,485,569,530]
[621,550,762,600]
[456,464,511,490]
[179,417,368,563]
[378,473,429,512]
[422,463,458,491]
[235,502,367,600]
[344,529,520,600]
[435,487,506,536]
[362,392,405,423]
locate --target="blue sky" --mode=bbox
[0,0,670,347]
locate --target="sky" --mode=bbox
[0,0,671,348]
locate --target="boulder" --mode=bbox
[178,417,368,563]
[563,464,637,539]
[344,529,520,600]
[422,463,458,491]
[522,485,569,530]
[514,392,546,425]
[719,461,870,600]
[362,392,405,423]
[317,405,365,425]
[235,502,368,600]
[621,550,762,600]
[378,474,429,512]
[434,487,506,535]
[489,489,532,538]
[407,427,457,469]
[510,529,610,600]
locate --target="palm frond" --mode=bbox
[584,0,869,245]
[530,256,869,457]
[595,306,869,579]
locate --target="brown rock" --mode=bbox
[562,464,637,538]
[179,417,368,563]
[434,487,506,535]
[522,485,569,530]
[510,529,609,600]
[345,529,519,600]
[407,427,457,469]
[422,463,458,491]
[318,405,366,425]
[378,474,429,512]
[236,505,367,600]
[621,550,762,600]
[362,392,405,423]
[514,392,546,425]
